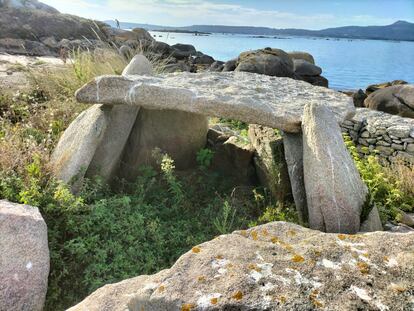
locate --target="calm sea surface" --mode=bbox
[148,31,414,90]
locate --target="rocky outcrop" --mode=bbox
[69,221,414,311]
[303,103,368,233]
[365,80,408,95]
[288,51,315,64]
[340,108,414,163]
[75,72,354,133]
[364,84,414,118]
[0,200,49,311]
[0,0,58,13]
[235,48,295,78]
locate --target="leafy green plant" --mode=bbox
[196,148,214,169]
[213,201,237,234]
[344,134,414,223]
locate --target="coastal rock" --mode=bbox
[50,105,110,188]
[352,89,367,107]
[122,54,154,76]
[75,72,354,133]
[365,80,408,95]
[0,200,49,311]
[364,84,414,118]
[69,221,414,311]
[293,59,322,76]
[302,103,368,233]
[288,51,315,64]
[235,48,295,78]
[209,61,225,72]
[283,133,308,223]
[0,0,58,13]
[300,75,329,88]
[194,54,215,65]
[248,125,291,202]
[171,43,196,59]
[222,58,237,72]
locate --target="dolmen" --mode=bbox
[51,55,380,234]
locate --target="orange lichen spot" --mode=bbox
[279,296,287,304]
[158,285,165,293]
[251,231,258,241]
[215,255,224,260]
[383,256,389,262]
[288,230,297,236]
[248,263,262,272]
[232,291,243,300]
[362,253,370,258]
[337,234,347,240]
[192,247,201,254]
[197,275,206,282]
[291,254,305,263]
[357,262,370,274]
[313,250,322,257]
[210,297,218,305]
[240,230,248,237]
[226,263,234,269]
[262,228,269,236]
[271,236,280,244]
[181,303,195,311]
[283,243,294,252]
[309,290,324,308]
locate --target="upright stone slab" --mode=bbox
[86,55,153,181]
[302,103,368,233]
[50,105,110,188]
[0,200,49,311]
[283,132,308,223]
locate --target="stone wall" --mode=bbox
[340,108,414,163]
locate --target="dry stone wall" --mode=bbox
[341,108,414,163]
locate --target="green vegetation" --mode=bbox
[344,135,414,223]
[0,49,298,310]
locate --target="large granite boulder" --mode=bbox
[76,72,354,133]
[302,103,368,233]
[0,0,58,13]
[0,200,49,311]
[248,125,291,202]
[364,84,414,118]
[365,80,408,95]
[288,51,315,64]
[69,221,414,311]
[235,48,295,78]
[293,59,322,76]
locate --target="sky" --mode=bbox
[41,0,414,29]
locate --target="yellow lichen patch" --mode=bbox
[192,247,201,254]
[389,283,406,293]
[215,255,224,260]
[262,228,269,236]
[181,303,195,311]
[313,250,322,257]
[226,263,234,269]
[357,262,370,274]
[337,234,347,240]
[232,291,243,300]
[271,236,280,244]
[383,256,389,262]
[248,263,262,272]
[239,230,248,237]
[287,230,297,236]
[291,254,305,263]
[362,253,370,258]
[197,275,206,282]
[278,296,287,304]
[210,297,218,305]
[309,290,324,308]
[158,285,165,293]
[251,231,258,241]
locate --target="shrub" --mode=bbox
[344,135,414,223]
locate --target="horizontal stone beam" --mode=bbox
[76,72,354,133]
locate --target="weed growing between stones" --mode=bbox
[344,134,414,223]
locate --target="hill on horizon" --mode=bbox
[105,20,414,42]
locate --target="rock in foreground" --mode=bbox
[68,221,414,311]
[0,200,49,311]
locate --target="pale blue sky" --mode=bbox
[42,0,414,29]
